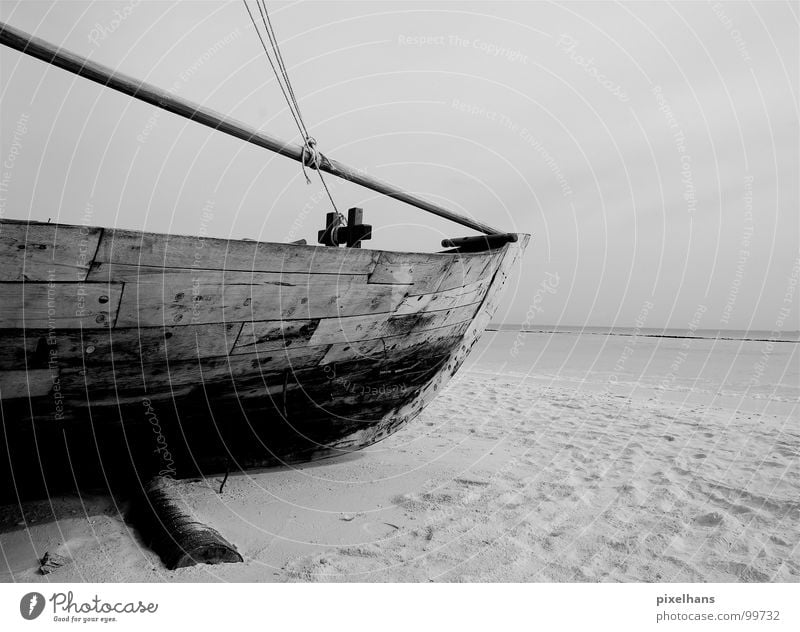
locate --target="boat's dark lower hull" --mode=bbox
[1,334,457,498]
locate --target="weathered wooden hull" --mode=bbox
[0,219,527,498]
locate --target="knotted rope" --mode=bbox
[300,136,321,184]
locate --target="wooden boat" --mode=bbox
[0,21,528,499]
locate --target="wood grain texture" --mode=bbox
[0,322,241,371]
[0,369,53,398]
[110,272,408,327]
[320,322,470,364]
[322,235,529,453]
[437,248,504,292]
[141,476,243,569]
[93,229,379,275]
[0,281,122,328]
[307,302,481,349]
[232,320,319,354]
[394,277,490,315]
[368,250,452,293]
[0,220,101,281]
[56,344,333,398]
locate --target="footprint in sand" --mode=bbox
[496,491,523,508]
[361,522,401,537]
[694,512,724,527]
[413,526,434,541]
[723,562,770,582]
[454,478,491,488]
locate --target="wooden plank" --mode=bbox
[233,319,319,354]
[368,250,452,294]
[0,220,101,281]
[90,262,344,285]
[0,282,123,328]
[109,268,409,326]
[94,229,380,275]
[306,302,480,349]
[437,249,502,292]
[0,331,39,367]
[0,323,241,370]
[394,277,490,315]
[320,321,470,364]
[102,323,241,364]
[368,249,499,296]
[0,369,53,398]
[58,345,331,396]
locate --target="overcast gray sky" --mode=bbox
[1,1,797,331]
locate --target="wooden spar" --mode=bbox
[442,233,518,252]
[0,21,503,236]
[139,476,243,570]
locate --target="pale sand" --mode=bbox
[1,331,798,582]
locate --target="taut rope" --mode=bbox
[242,0,344,225]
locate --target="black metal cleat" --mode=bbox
[318,207,372,248]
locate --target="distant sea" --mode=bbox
[486,325,800,343]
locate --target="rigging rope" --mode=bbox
[257,0,307,138]
[242,0,344,225]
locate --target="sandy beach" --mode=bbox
[1,330,797,583]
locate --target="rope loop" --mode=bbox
[301,136,321,184]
